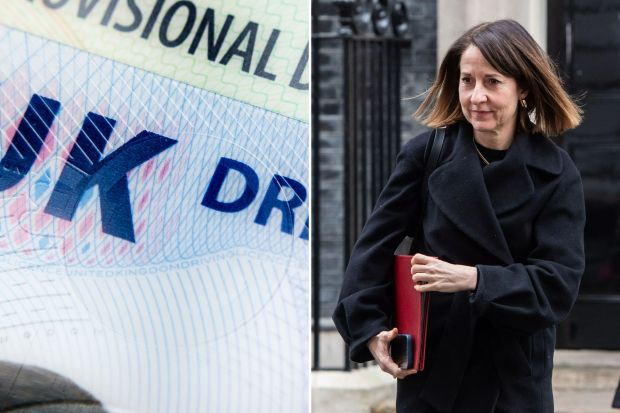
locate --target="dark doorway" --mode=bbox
[549,0,620,349]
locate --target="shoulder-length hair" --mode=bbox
[415,19,582,137]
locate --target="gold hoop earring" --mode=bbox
[520,99,528,109]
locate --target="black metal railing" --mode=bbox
[342,36,404,281]
[312,0,411,371]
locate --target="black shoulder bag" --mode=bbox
[395,127,447,255]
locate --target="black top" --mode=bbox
[474,140,508,165]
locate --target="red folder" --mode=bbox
[394,255,430,371]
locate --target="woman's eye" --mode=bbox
[461,77,471,84]
[488,78,500,85]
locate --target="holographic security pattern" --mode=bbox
[0,24,308,413]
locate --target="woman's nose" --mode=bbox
[470,86,487,104]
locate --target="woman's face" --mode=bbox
[458,45,526,144]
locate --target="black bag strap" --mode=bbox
[411,128,446,253]
[422,128,446,204]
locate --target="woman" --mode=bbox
[332,19,585,413]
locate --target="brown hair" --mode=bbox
[415,19,582,137]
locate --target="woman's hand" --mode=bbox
[367,328,417,379]
[411,253,478,293]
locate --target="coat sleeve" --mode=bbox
[331,132,429,363]
[470,153,586,334]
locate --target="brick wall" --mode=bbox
[314,0,437,319]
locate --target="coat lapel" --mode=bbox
[481,130,535,215]
[427,123,517,265]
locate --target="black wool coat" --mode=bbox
[332,121,586,413]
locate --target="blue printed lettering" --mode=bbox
[201,157,259,212]
[44,113,177,242]
[0,94,61,191]
[254,175,306,235]
[1,93,309,244]
[299,216,309,240]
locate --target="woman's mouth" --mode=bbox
[471,110,493,117]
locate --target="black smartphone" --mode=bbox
[389,334,414,370]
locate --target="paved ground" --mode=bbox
[313,364,620,413]
[553,350,620,413]
[312,331,620,413]
[555,389,618,413]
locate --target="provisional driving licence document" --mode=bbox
[0,1,308,411]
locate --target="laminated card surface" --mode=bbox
[0,1,308,412]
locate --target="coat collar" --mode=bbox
[427,122,563,265]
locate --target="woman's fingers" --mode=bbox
[373,329,400,377]
[368,329,419,379]
[410,264,431,275]
[414,282,435,292]
[411,253,437,266]
[411,262,478,293]
[396,368,418,379]
[385,327,399,341]
[378,355,401,377]
[411,272,432,283]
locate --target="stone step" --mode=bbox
[554,350,620,390]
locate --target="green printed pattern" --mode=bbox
[0,0,309,121]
